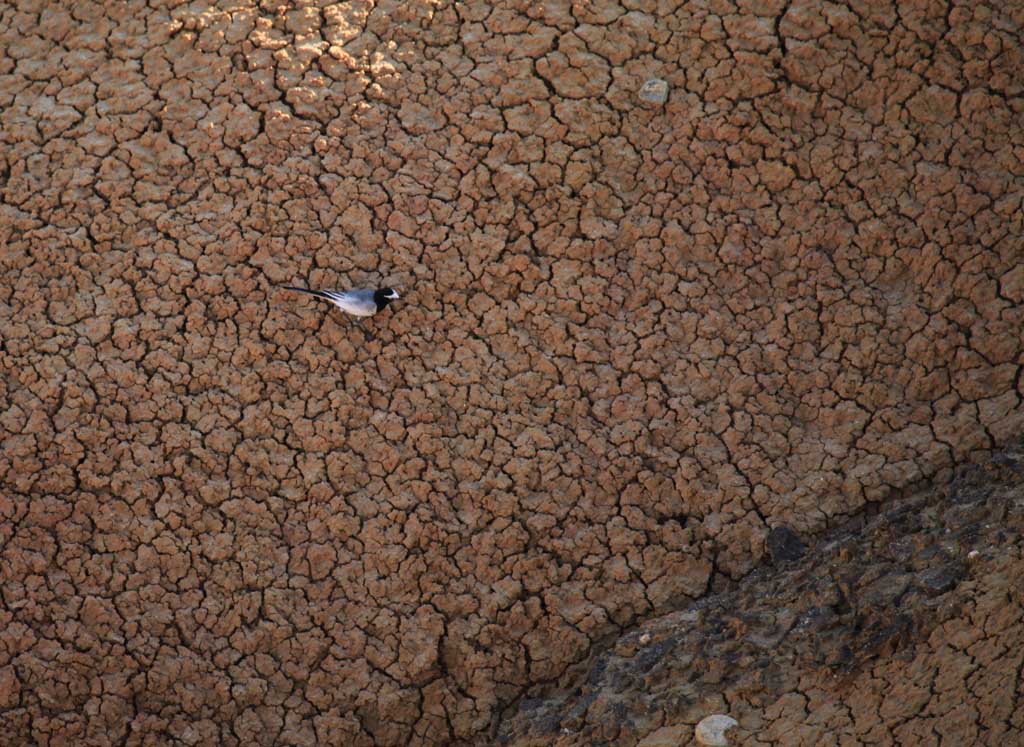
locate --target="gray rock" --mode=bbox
[767,525,806,564]
[639,78,669,105]
[918,563,964,595]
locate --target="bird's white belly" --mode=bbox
[334,299,377,317]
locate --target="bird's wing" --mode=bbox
[283,287,378,316]
[321,290,356,303]
[328,290,378,316]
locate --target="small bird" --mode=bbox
[282,286,400,317]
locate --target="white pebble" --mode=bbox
[639,78,669,105]
[695,714,739,746]
[639,633,652,645]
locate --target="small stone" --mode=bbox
[695,714,739,746]
[639,633,652,645]
[917,563,963,595]
[767,526,806,564]
[639,78,669,105]
[967,550,980,560]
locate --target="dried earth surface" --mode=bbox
[498,443,1024,746]
[1,0,1022,745]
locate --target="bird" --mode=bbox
[281,286,400,317]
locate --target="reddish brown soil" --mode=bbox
[1,1,1022,745]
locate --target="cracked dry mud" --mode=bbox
[0,1,1022,746]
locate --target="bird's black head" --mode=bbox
[373,287,400,311]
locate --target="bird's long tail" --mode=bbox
[281,286,333,301]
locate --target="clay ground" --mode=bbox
[0,0,1022,745]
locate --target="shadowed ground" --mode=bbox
[498,444,1024,746]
